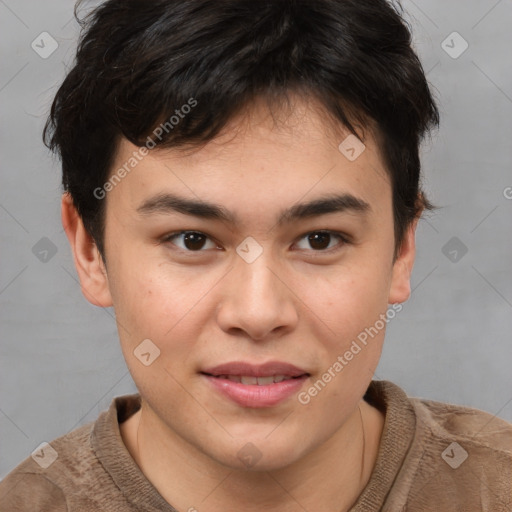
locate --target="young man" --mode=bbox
[1,0,510,510]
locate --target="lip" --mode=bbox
[201,361,308,378]
[202,374,309,408]
[200,361,310,408]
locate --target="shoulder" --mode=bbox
[0,419,101,511]
[0,394,143,511]
[0,471,68,511]
[399,395,512,511]
[367,381,512,510]
[411,396,512,455]
[0,422,96,512]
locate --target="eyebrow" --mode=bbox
[136,192,370,226]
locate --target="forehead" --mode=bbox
[166,95,378,162]
[106,96,391,222]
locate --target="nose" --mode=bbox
[215,251,299,341]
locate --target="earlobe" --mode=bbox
[388,217,419,305]
[61,193,113,307]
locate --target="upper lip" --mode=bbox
[201,361,309,378]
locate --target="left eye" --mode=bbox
[294,231,348,251]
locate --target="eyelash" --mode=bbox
[160,230,351,254]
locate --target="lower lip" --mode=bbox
[202,374,309,408]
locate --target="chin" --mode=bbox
[207,435,305,472]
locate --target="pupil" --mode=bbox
[309,232,330,250]
[184,232,205,251]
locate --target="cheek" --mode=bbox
[111,267,206,410]
[296,273,389,433]
[296,263,390,407]
[304,263,391,342]
[110,262,218,366]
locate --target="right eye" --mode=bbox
[161,231,220,252]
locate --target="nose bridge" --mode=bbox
[216,243,298,339]
[235,246,282,309]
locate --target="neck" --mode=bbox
[120,399,384,512]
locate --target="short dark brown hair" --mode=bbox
[44,0,439,259]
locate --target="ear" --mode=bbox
[388,216,420,304]
[61,193,113,307]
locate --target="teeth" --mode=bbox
[256,376,275,385]
[240,376,258,385]
[214,374,295,385]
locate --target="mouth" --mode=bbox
[200,360,310,381]
[201,374,307,385]
[200,361,310,407]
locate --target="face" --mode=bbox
[67,97,416,471]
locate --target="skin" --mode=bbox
[62,96,418,512]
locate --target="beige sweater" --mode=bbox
[1,380,510,511]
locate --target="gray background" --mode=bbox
[1,0,511,479]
